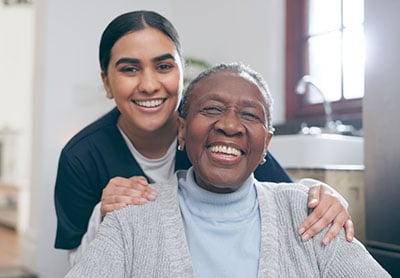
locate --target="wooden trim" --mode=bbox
[285,0,362,123]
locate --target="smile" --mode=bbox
[133,98,165,108]
[209,145,243,156]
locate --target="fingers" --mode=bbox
[127,176,158,201]
[344,219,355,242]
[298,199,338,242]
[307,185,322,208]
[100,176,158,217]
[320,210,351,245]
[299,186,351,245]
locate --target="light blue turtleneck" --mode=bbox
[178,167,261,278]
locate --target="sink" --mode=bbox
[268,134,364,168]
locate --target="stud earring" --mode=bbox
[260,153,267,165]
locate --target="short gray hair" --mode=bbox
[179,62,274,133]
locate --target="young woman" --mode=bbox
[65,63,388,278]
[54,10,353,265]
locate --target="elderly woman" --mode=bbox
[66,63,389,278]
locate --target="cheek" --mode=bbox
[108,77,134,98]
[184,118,208,160]
[163,73,182,96]
[249,129,269,158]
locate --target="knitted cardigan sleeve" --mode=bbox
[315,229,391,277]
[65,210,127,278]
[271,182,390,277]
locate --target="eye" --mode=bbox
[120,66,139,74]
[201,106,224,115]
[240,110,263,123]
[157,63,174,72]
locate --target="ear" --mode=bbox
[101,71,113,99]
[177,116,186,150]
[260,132,273,164]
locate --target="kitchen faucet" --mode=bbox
[295,75,336,133]
[294,75,359,136]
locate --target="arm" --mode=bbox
[68,177,157,266]
[315,230,390,277]
[254,153,353,245]
[65,212,127,278]
[54,151,101,250]
[68,203,102,266]
[297,178,354,245]
[100,176,157,219]
[54,150,156,256]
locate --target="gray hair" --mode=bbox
[179,62,274,133]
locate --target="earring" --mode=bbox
[260,153,267,165]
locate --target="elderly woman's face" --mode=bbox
[179,71,272,193]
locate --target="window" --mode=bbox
[285,0,365,124]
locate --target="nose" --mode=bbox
[214,109,245,136]
[138,69,161,94]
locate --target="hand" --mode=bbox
[298,184,354,245]
[100,176,158,218]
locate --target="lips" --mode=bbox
[208,144,243,156]
[133,98,165,108]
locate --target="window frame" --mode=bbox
[285,0,362,124]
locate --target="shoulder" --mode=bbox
[111,174,180,220]
[256,181,310,222]
[256,181,309,201]
[61,108,120,156]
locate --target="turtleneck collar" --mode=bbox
[178,167,258,220]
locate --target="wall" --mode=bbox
[0,5,34,131]
[23,1,286,277]
[0,4,34,233]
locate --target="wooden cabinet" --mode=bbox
[286,167,366,243]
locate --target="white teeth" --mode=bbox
[135,99,164,108]
[209,145,242,156]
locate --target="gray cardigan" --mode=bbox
[66,170,390,278]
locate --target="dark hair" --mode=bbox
[179,62,275,133]
[99,10,183,75]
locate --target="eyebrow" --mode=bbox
[115,53,176,67]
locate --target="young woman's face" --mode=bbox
[102,28,183,133]
[179,72,272,193]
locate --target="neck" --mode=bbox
[118,112,179,159]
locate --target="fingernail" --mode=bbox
[309,199,318,205]
[322,236,330,245]
[302,233,310,242]
[298,227,305,234]
[151,191,158,197]
[139,198,147,204]
[147,193,157,201]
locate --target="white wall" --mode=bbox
[22,1,286,277]
[0,6,34,130]
[0,3,34,233]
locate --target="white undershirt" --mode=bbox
[120,128,177,183]
[68,127,177,266]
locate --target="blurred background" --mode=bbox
[0,0,399,277]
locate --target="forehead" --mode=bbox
[111,28,177,58]
[190,71,266,104]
